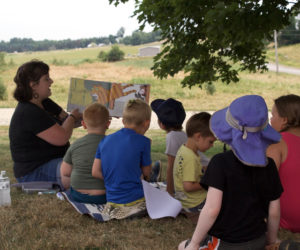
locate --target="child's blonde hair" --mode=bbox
[83,103,109,128]
[123,99,151,126]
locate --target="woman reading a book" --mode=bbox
[9,60,82,189]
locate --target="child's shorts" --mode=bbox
[182,200,205,213]
[70,187,106,204]
[184,234,265,250]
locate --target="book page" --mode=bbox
[67,78,111,112]
[108,83,150,117]
[142,180,182,219]
[67,78,150,117]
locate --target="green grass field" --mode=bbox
[1,43,300,249]
[266,43,300,68]
[1,42,300,110]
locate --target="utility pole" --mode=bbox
[274,30,279,74]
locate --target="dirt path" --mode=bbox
[0,109,211,129]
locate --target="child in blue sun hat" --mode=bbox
[151,98,187,195]
[179,95,283,250]
[151,98,210,195]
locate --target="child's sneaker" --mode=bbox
[149,160,161,182]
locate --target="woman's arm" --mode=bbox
[37,109,82,146]
[58,109,69,121]
[179,187,223,250]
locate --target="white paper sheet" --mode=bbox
[142,180,182,219]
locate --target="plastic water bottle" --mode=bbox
[0,171,11,206]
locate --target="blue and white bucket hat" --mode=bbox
[210,95,281,166]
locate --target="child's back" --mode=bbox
[93,99,152,206]
[97,127,151,203]
[61,103,109,204]
[67,133,105,190]
[203,150,282,242]
[166,130,187,157]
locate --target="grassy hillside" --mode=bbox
[266,43,300,68]
[1,43,300,110]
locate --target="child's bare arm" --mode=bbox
[142,165,151,181]
[166,155,176,195]
[183,181,203,192]
[60,161,72,177]
[266,198,281,245]
[60,161,72,189]
[267,140,286,169]
[179,187,223,250]
[92,158,103,179]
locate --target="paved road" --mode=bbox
[0,108,14,126]
[267,63,300,75]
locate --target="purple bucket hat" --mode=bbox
[210,95,281,166]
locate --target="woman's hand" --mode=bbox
[70,109,82,121]
[69,109,83,128]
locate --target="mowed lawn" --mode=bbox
[1,126,299,249]
[1,44,300,249]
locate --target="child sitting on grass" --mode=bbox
[92,99,152,219]
[174,112,216,213]
[151,98,210,195]
[267,94,300,233]
[179,95,283,250]
[151,98,187,195]
[60,103,110,204]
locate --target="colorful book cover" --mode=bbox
[67,78,150,117]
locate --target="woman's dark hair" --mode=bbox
[274,94,300,131]
[13,60,49,102]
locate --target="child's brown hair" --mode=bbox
[274,94,300,131]
[123,99,151,126]
[83,103,109,129]
[186,112,213,138]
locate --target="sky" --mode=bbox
[0,0,152,42]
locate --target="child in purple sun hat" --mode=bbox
[210,94,281,166]
[179,95,283,250]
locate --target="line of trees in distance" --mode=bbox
[0,28,161,53]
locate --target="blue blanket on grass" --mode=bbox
[60,190,147,222]
[60,182,181,222]
[61,190,109,221]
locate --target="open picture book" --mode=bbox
[67,78,150,117]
